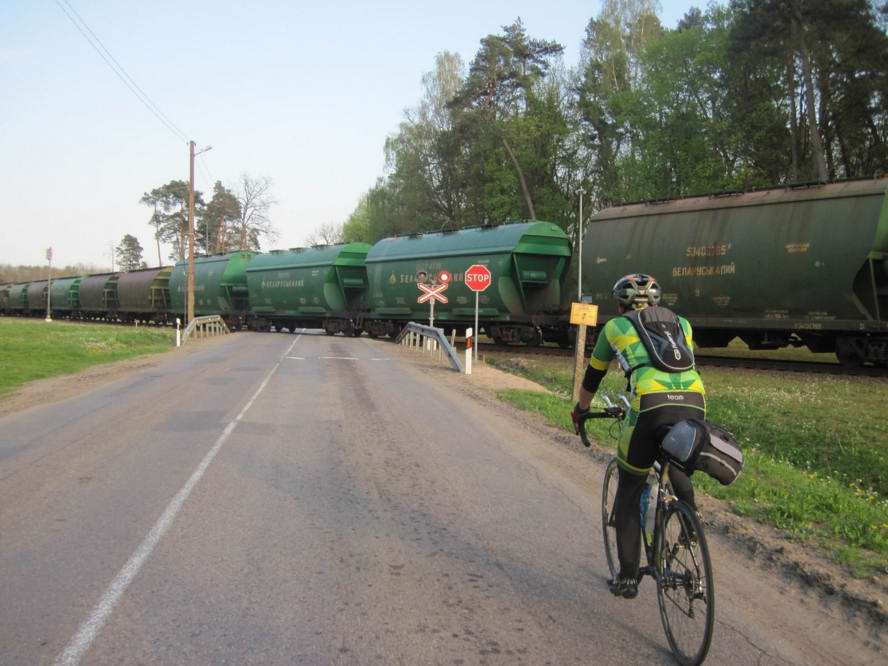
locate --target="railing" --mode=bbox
[395,322,464,373]
[182,315,230,344]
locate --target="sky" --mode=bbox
[0,1,693,268]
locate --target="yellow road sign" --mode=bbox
[570,302,599,326]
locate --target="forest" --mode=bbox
[326,0,888,246]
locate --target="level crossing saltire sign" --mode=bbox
[417,282,449,304]
[417,272,451,329]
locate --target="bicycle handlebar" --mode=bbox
[578,406,625,447]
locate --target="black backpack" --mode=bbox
[623,306,695,373]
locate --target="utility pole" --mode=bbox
[110,243,116,272]
[187,140,212,324]
[577,187,585,301]
[154,202,162,268]
[45,247,53,322]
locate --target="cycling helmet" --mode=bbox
[612,273,661,309]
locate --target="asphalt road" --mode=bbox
[0,331,875,665]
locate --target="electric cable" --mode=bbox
[55,0,190,143]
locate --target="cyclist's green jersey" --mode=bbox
[589,315,705,408]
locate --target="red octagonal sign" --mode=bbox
[465,264,492,292]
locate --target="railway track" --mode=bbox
[478,343,888,377]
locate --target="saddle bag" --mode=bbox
[696,422,744,486]
[661,419,744,486]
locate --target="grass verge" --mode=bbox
[487,353,888,578]
[0,319,175,397]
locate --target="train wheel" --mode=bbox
[836,337,865,367]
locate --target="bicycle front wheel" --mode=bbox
[655,500,714,666]
[601,457,620,580]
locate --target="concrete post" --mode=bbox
[465,327,473,375]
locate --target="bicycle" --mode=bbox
[579,398,715,666]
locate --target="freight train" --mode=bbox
[2,178,886,366]
[0,221,572,345]
[581,178,888,366]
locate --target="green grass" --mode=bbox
[0,319,175,397]
[487,353,888,577]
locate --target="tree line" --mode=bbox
[0,263,109,283]
[312,0,888,246]
[2,173,277,283]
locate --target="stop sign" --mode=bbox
[465,264,492,292]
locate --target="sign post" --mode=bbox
[465,264,492,361]
[417,276,449,341]
[569,302,599,401]
[45,247,53,322]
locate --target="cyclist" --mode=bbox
[571,274,705,599]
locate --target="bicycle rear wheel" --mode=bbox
[656,500,714,666]
[601,457,620,579]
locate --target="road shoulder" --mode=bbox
[0,334,235,419]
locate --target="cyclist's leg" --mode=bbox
[614,410,658,582]
[669,467,696,511]
[614,467,648,579]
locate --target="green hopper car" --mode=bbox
[582,178,888,366]
[365,222,571,344]
[49,277,83,316]
[169,252,255,326]
[246,243,370,334]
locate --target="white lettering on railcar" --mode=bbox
[672,263,736,278]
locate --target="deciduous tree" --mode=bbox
[232,175,277,251]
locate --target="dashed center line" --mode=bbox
[319,356,359,360]
[55,332,304,666]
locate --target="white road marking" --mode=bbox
[370,358,391,361]
[286,356,305,360]
[54,332,304,666]
[319,356,359,360]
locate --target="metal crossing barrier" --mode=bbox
[395,322,464,373]
[182,315,230,344]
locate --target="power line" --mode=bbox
[197,154,218,189]
[54,0,189,144]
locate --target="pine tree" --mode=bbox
[116,235,144,272]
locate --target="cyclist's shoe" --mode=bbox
[608,574,639,599]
